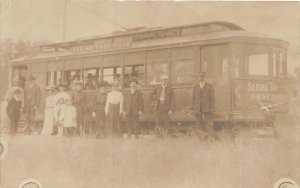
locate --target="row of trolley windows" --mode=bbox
[44,45,285,89]
[46,62,194,89]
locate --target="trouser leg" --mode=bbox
[203,113,214,137]
[127,115,133,138]
[132,115,139,138]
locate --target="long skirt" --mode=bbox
[106,104,121,137]
[41,108,54,136]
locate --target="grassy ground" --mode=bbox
[0,115,299,188]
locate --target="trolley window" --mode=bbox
[124,64,145,88]
[83,69,97,90]
[146,50,169,86]
[102,67,121,85]
[245,45,270,76]
[64,70,82,88]
[273,48,285,77]
[172,60,194,84]
[46,71,62,86]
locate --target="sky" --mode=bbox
[0,0,299,73]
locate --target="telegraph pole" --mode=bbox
[62,0,67,41]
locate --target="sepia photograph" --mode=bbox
[0,1,299,188]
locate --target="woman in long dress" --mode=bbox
[105,81,123,137]
[41,86,56,136]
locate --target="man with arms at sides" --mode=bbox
[192,72,215,139]
[123,79,144,139]
[24,75,41,135]
[151,74,175,137]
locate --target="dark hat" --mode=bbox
[199,72,206,78]
[129,79,138,84]
[28,75,37,81]
[13,89,22,94]
[85,73,94,79]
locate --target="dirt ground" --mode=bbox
[0,114,299,188]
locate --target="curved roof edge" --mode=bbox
[40,21,244,48]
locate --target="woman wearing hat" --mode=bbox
[105,81,123,137]
[41,85,57,136]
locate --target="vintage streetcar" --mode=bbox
[10,21,289,136]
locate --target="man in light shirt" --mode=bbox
[105,81,123,137]
[151,74,175,137]
[123,79,144,139]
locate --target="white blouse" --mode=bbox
[105,90,123,114]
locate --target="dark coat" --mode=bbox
[24,84,41,108]
[151,85,175,113]
[124,90,144,115]
[6,98,22,120]
[192,82,215,113]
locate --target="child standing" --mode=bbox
[59,100,77,136]
[6,89,23,135]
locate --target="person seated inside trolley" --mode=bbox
[84,73,97,90]
[97,73,109,89]
[123,74,130,88]
[70,73,82,90]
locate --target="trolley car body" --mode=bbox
[10,21,288,126]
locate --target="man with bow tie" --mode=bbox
[151,74,175,137]
[123,79,144,139]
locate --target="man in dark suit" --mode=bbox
[151,75,175,136]
[123,79,144,139]
[24,75,41,134]
[192,72,215,136]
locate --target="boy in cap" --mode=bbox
[151,74,175,137]
[123,79,144,139]
[6,89,23,135]
[192,72,215,138]
[24,75,41,135]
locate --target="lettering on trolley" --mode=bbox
[248,82,279,100]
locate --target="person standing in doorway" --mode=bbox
[24,75,41,135]
[192,72,215,138]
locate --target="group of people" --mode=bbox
[5,71,216,139]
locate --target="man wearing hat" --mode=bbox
[24,75,41,134]
[151,74,175,136]
[71,81,84,136]
[123,79,144,139]
[84,73,96,90]
[192,72,215,137]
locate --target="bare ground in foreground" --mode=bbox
[1,115,299,188]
